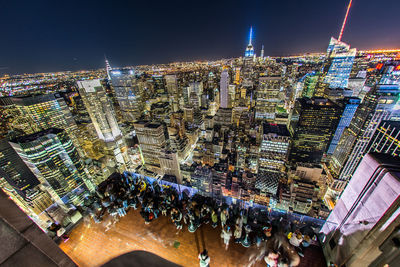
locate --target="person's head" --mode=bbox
[265,234,291,264]
[201,249,208,256]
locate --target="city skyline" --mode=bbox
[1,0,400,74]
[1,1,400,266]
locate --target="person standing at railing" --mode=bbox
[220,209,228,227]
[211,209,218,228]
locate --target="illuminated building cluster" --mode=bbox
[0,23,400,267]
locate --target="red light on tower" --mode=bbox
[395,65,400,71]
[376,63,384,70]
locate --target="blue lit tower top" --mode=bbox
[324,37,356,88]
[245,27,254,57]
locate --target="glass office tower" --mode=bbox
[9,128,93,206]
[323,37,356,89]
[289,97,342,163]
[327,97,361,154]
[109,68,144,121]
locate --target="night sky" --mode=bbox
[1,0,399,74]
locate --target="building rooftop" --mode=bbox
[10,128,64,143]
[10,93,62,106]
[59,209,326,267]
[262,122,290,136]
[297,97,338,108]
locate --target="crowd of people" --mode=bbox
[80,173,320,267]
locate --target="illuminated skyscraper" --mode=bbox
[220,69,229,109]
[256,123,290,196]
[1,136,86,230]
[260,45,264,59]
[327,97,361,154]
[133,121,167,172]
[258,123,290,172]
[77,79,131,170]
[0,139,53,228]
[323,37,356,89]
[244,27,254,58]
[77,79,122,142]
[2,94,83,155]
[165,74,180,111]
[0,139,40,198]
[337,85,399,182]
[327,84,400,193]
[9,128,93,206]
[289,98,342,163]
[255,76,282,120]
[105,55,112,80]
[109,68,144,121]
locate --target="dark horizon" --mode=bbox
[1,0,400,75]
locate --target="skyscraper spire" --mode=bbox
[244,27,255,57]
[338,0,353,42]
[104,55,112,80]
[249,26,253,45]
[260,45,264,58]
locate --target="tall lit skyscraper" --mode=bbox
[260,45,264,59]
[256,123,290,196]
[109,68,143,121]
[255,76,282,120]
[0,139,54,229]
[220,69,229,109]
[3,93,83,155]
[9,128,93,206]
[77,79,131,170]
[0,139,40,198]
[326,84,399,195]
[77,79,122,142]
[337,85,399,182]
[105,56,112,80]
[165,74,180,111]
[323,37,356,89]
[258,123,290,173]
[327,97,361,154]
[289,98,342,163]
[244,27,254,58]
[133,121,167,172]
